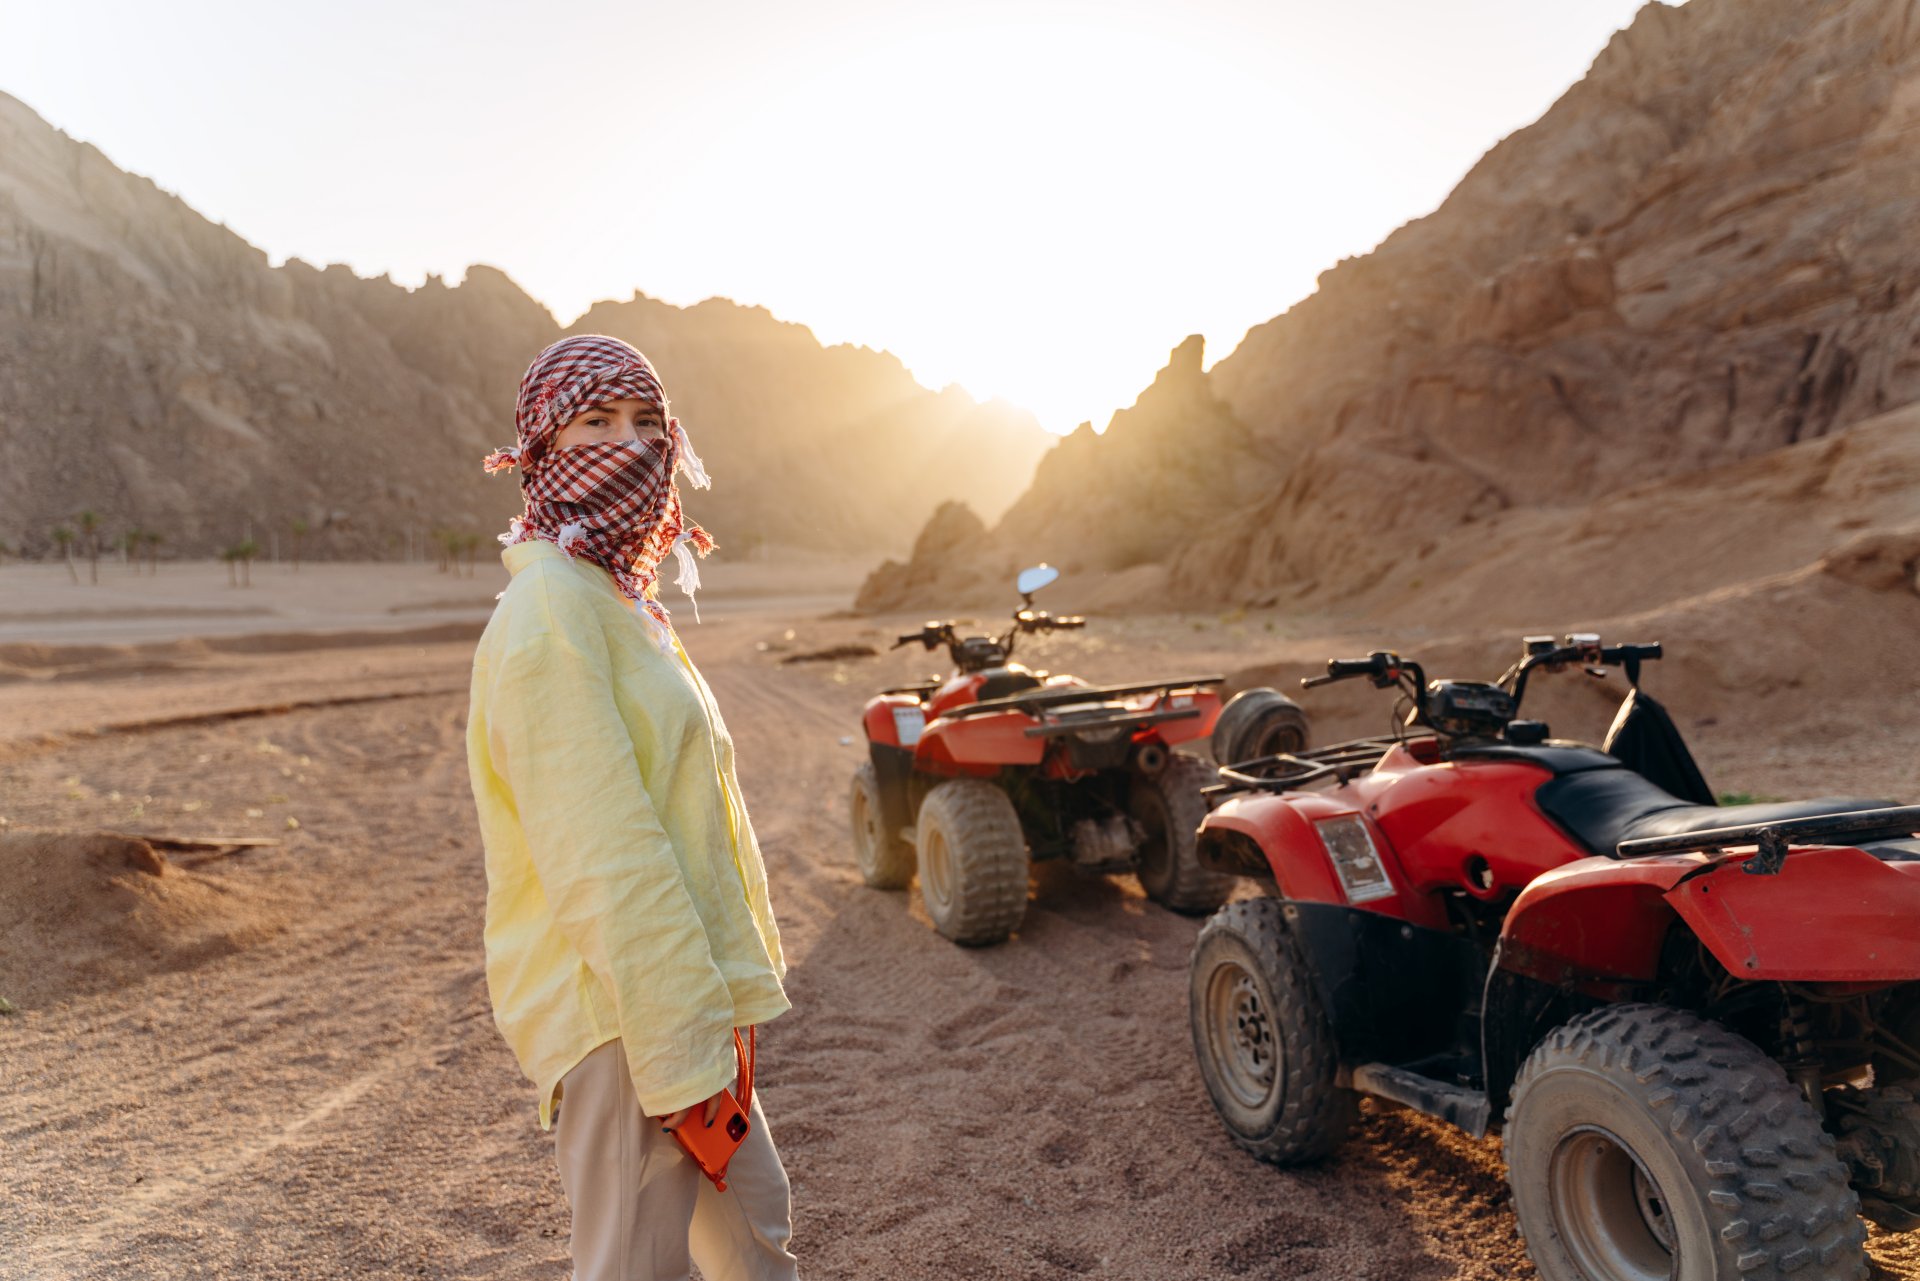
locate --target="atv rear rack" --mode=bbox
[937,676,1224,721]
[1022,707,1201,739]
[1616,805,1920,875]
[1207,737,1401,796]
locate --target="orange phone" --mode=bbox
[667,1029,754,1191]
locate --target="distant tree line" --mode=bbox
[15,513,496,585]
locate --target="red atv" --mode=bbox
[851,565,1308,945]
[1187,634,1920,1281]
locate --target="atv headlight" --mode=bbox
[1314,816,1396,904]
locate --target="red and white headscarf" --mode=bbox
[483,335,715,639]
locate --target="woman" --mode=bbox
[466,334,798,1280]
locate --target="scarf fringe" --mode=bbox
[671,529,705,623]
[482,446,520,474]
[670,418,710,490]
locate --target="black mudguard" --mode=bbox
[1280,900,1485,1069]
[869,743,916,837]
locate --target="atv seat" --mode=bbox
[1536,768,1895,859]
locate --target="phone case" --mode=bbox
[667,1088,751,1191]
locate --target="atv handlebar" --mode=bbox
[1301,652,1421,690]
[1295,634,1664,741]
[1506,638,1663,706]
[886,608,1090,667]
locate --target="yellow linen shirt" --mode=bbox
[466,539,789,1127]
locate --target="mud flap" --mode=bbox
[869,743,916,839]
[1278,901,1485,1071]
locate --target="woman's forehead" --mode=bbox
[576,397,662,417]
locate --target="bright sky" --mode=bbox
[0,0,1665,432]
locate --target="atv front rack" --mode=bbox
[936,676,1224,721]
[1615,805,1920,876]
[1207,736,1401,796]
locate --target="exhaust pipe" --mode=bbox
[1132,741,1168,776]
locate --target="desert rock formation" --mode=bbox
[0,92,1048,561]
[862,0,1920,620]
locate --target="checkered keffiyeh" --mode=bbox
[483,335,715,635]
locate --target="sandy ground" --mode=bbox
[3,564,1918,1279]
[0,554,866,647]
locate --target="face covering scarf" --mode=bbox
[482,335,715,642]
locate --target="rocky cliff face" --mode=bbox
[862,0,1920,617]
[0,93,1048,561]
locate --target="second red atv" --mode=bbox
[1188,633,1920,1281]
[851,565,1308,945]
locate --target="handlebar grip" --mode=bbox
[1602,642,1663,663]
[1058,617,1087,629]
[1325,657,1382,677]
[894,633,923,648]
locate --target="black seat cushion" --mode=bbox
[976,665,1044,702]
[1448,743,1622,776]
[1536,768,1893,858]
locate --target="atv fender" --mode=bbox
[1498,846,1920,989]
[1198,795,1449,930]
[1199,801,1349,908]
[863,695,925,749]
[1493,854,1696,989]
[917,709,1044,769]
[1665,845,1920,982]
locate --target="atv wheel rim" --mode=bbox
[1247,720,1305,759]
[1205,962,1277,1109]
[1548,1125,1676,1281]
[852,779,882,870]
[921,826,954,916]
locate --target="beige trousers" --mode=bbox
[554,1039,799,1281]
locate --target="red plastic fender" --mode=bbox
[862,695,925,748]
[916,709,1043,770]
[1496,854,1701,987]
[1199,793,1447,930]
[1666,846,1920,982]
[1141,688,1223,748]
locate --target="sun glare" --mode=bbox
[0,0,1661,435]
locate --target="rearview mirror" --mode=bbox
[1016,564,1059,597]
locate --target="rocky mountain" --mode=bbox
[566,294,1049,555]
[860,0,1920,619]
[0,92,1048,562]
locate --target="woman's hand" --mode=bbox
[659,1086,731,1132]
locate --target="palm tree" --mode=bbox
[76,510,101,584]
[290,518,310,572]
[52,526,78,583]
